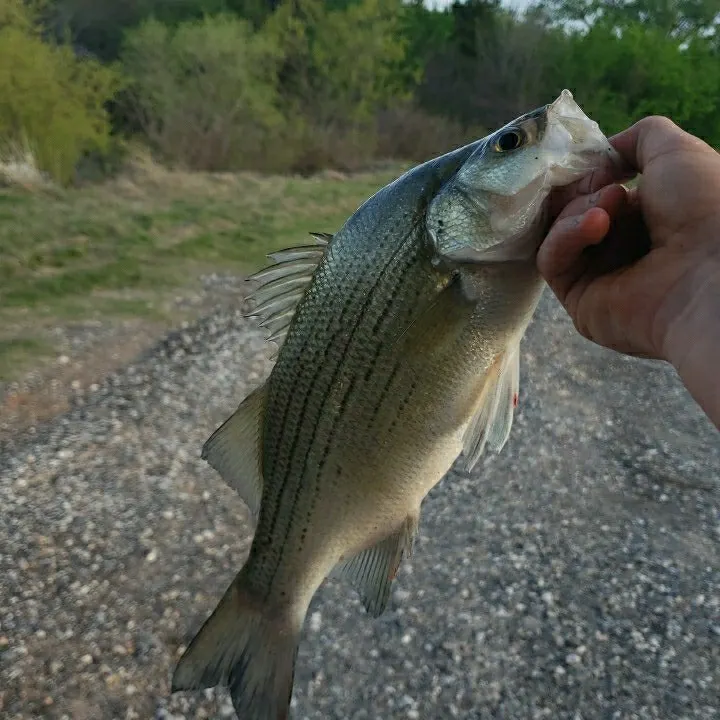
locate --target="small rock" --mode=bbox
[565,652,581,666]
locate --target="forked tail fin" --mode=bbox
[171,575,302,720]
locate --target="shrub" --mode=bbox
[120,14,285,172]
[0,0,125,185]
[376,104,485,163]
[258,0,414,173]
[557,21,720,144]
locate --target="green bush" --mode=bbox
[120,14,285,172]
[375,104,484,164]
[556,21,720,145]
[0,0,124,185]
[47,0,275,61]
[262,0,412,172]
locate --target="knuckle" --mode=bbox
[636,115,699,161]
[642,115,677,133]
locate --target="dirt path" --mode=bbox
[0,276,248,443]
[1,290,718,720]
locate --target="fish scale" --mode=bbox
[171,89,625,720]
[256,241,416,583]
[259,234,439,594]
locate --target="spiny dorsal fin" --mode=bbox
[201,384,266,521]
[333,513,419,617]
[459,344,520,472]
[245,232,332,352]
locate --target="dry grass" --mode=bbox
[0,142,51,191]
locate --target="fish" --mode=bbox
[171,89,623,719]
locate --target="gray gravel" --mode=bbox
[1,285,719,720]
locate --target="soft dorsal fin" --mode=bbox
[201,384,266,521]
[332,513,419,617]
[246,232,332,350]
[459,344,520,472]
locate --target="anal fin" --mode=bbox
[333,513,419,617]
[201,384,266,521]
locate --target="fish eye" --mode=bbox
[494,129,526,153]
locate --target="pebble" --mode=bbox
[0,288,718,720]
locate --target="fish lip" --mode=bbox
[544,89,627,175]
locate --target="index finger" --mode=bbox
[548,154,634,219]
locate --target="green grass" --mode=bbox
[0,161,406,384]
[0,337,55,381]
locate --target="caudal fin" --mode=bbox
[171,575,301,720]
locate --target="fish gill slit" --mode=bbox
[264,232,419,593]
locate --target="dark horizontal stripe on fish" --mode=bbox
[261,271,357,502]
[262,225,422,594]
[297,251,427,556]
[256,270,364,564]
[256,231,393,555]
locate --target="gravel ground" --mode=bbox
[1,283,719,720]
[0,274,251,441]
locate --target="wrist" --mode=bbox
[662,258,720,429]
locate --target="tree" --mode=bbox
[265,0,410,126]
[47,0,282,60]
[0,0,123,184]
[121,14,284,170]
[417,1,560,129]
[554,20,720,144]
[540,0,720,39]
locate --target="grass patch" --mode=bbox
[0,337,55,381]
[0,160,406,384]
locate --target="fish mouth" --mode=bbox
[545,89,625,171]
[440,91,626,267]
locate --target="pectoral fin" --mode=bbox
[201,385,266,521]
[459,344,520,472]
[333,513,419,617]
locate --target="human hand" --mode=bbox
[538,116,720,364]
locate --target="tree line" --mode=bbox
[1,0,718,184]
